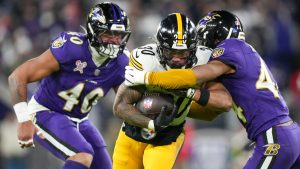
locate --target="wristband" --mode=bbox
[147,120,155,131]
[197,89,210,106]
[13,102,31,122]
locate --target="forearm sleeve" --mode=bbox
[147,69,197,89]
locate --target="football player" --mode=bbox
[112,13,232,169]
[125,10,300,168]
[8,2,130,169]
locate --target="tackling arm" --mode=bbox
[147,60,233,89]
[187,81,232,121]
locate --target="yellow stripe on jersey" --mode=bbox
[129,53,143,71]
[175,13,183,45]
[148,69,197,89]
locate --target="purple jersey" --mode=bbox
[210,39,290,140]
[34,31,128,119]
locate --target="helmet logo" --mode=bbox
[89,8,106,23]
[198,13,221,32]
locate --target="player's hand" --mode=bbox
[166,88,196,99]
[153,103,178,132]
[124,66,148,86]
[17,121,43,148]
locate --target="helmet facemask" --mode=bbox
[158,46,197,69]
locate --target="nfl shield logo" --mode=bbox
[143,98,153,109]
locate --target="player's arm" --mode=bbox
[149,60,234,88]
[125,60,234,89]
[8,49,59,104]
[8,49,59,148]
[113,84,151,129]
[187,81,232,121]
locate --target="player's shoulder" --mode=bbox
[194,45,212,65]
[50,31,89,64]
[129,43,160,71]
[51,31,88,49]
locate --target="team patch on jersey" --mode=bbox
[141,128,156,140]
[212,47,225,58]
[73,60,87,74]
[52,36,66,48]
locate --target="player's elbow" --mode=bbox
[112,103,120,117]
[113,102,125,119]
[8,71,19,87]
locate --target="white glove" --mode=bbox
[125,66,148,86]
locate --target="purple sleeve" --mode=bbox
[50,32,71,65]
[209,39,246,77]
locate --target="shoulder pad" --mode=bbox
[129,44,159,71]
[195,46,212,66]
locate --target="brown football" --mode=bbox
[135,93,174,119]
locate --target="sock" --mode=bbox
[62,160,89,169]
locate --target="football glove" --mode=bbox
[152,103,178,132]
[125,66,148,86]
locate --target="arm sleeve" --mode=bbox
[148,69,197,89]
[49,32,71,65]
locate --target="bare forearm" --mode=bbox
[114,103,151,128]
[113,84,150,128]
[8,71,28,104]
[207,89,232,112]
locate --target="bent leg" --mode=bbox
[33,111,94,166]
[80,120,112,169]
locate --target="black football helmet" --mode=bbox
[86,2,131,58]
[196,10,245,49]
[156,13,198,69]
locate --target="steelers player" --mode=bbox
[112,13,232,169]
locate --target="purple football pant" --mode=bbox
[33,110,112,169]
[244,122,300,169]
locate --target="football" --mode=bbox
[135,93,175,119]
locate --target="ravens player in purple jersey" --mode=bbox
[125,10,300,169]
[8,2,130,169]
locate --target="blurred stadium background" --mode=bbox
[0,0,299,169]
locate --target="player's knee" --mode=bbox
[67,152,94,167]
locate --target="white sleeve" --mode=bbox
[194,46,212,66]
[129,44,158,71]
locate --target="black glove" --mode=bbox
[153,103,178,132]
[166,88,196,99]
